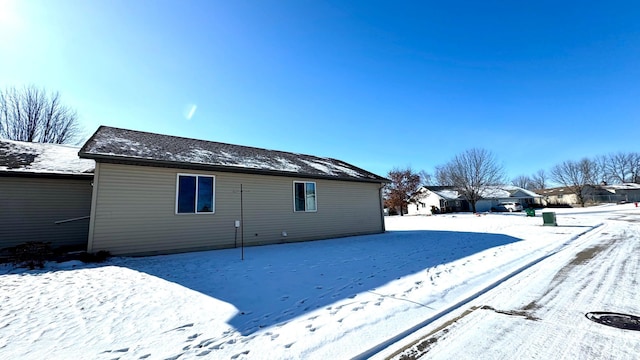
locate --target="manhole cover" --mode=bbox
[585,312,640,331]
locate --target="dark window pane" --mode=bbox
[178,176,196,213]
[294,182,305,211]
[197,176,214,212]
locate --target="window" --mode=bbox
[294,181,317,212]
[176,174,215,214]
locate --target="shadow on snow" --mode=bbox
[119,230,521,335]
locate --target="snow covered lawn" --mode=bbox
[1,206,632,359]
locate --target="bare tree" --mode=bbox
[384,167,422,216]
[418,169,433,186]
[511,175,532,189]
[603,152,640,184]
[436,148,505,213]
[631,152,640,183]
[550,158,597,207]
[0,85,81,144]
[433,163,451,186]
[530,169,548,190]
[592,154,612,185]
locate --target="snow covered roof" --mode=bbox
[79,126,388,183]
[0,139,95,177]
[479,185,542,199]
[424,187,462,200]
[419,185,541,200]
[602,183,640,190]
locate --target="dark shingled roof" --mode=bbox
[79,126,389,183]
[1,139,94,177]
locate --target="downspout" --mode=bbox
[379,183,386,232]
[87,162,100,253]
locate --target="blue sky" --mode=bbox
[1,1,639,181]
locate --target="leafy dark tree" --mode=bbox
[435,148,505,213]
[0,85,81,144]
[550,158,597,207]
[384,167,422,216]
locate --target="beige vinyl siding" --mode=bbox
[89,163,384,255]
[0,176,92,250]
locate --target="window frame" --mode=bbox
[293,181,317,213]
[175,173,216,215]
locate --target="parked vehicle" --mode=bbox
[500,201,523,212]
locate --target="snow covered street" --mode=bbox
[1,205,638,359]
[377,207,640,360]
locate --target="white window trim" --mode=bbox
[175,173,216,215]
[293,181,318,213]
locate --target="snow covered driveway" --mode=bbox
[378,208,640,360]
[0,205,635,359]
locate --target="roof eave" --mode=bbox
[80,152,390,184]
[0,170,94,179]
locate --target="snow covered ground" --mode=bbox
[1,204,638,359]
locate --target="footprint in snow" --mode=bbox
[196,350,212,357]
[165,323,194,333]
[165,354,184,360]
[197,338,215,348]
[101,348,129,353]
[230,350,250,359]
[187,333,200,341]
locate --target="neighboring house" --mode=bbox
[536,185,613,207]
[474,185,543,212]
[408,185,541,215]
[78,126,389,256]
[601,183,640,203]
[536,187,580,206]
[538,183,640,206]
[0,139,95,251]
[407,186,468,215]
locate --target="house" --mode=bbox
[0,139,95,251]
[601,183,640,203]
[407,186,468,215]
[474,185,543,212]
[537,185,612,206]
[538,183,640,206]
[78,126,389,255]
[408,185,541,215]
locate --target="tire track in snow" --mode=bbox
[423,219,640,360]
[354,222,605,360]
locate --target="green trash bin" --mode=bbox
[542,212,557,226]
[525,208,536,217]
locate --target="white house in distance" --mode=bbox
[407,185,542,215]
[407,186,468,215]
